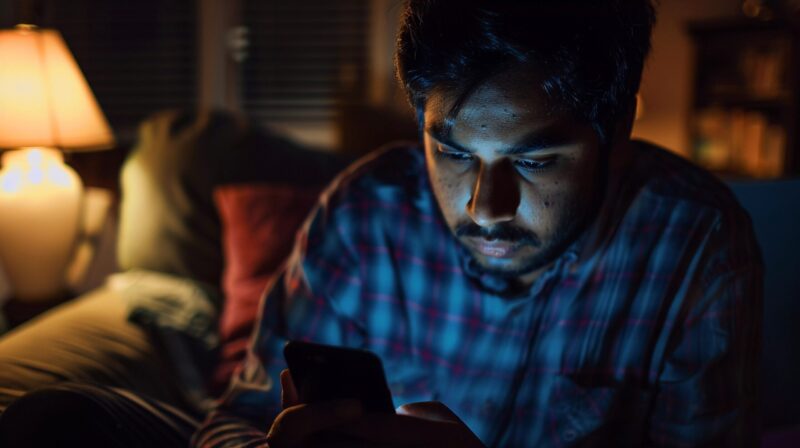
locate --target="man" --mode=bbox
[194,0,762,447]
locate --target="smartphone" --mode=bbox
[283,340,395,414]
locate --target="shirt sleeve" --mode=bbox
[647,215,763,447]
[191,193,366,448]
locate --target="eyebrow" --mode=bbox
[425,122,574,155]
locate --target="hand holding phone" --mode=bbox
[273,342,484,448]
[283,340,395,414]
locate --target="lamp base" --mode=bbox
[0,147,82,302]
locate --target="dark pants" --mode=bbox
[0,383,199,447]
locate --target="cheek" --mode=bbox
[541,153,598,216]
[426,158,471,224]
[519,181,584,236]
[433,172,467,218]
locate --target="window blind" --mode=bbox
[242,0,370,124]
[42,0,197,141]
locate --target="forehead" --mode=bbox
[424,68,561,144]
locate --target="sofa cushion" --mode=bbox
[728,179,800,431]
[118,110,245,288]
[118,109,349,290]
[211,184,321,392]
[118,108,350,396]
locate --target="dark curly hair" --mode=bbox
[395,0,657,142]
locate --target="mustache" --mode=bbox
[455,222,541,247]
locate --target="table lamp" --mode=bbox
[0,24,115,302]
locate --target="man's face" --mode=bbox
[423,68,603,284]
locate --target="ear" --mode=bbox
[613,98,637,143]
[605,98,637,158]
[606,99,637,171]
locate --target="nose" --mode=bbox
[466,159,520,227]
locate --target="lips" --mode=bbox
[466,237,519,259]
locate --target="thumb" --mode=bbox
[396,401,463,424]
[280,369,299,409]
[390,402,485,448]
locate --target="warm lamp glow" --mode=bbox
[0,148,82,300]
[0,25,114,301]
[0,148,74,194]
[0,25,115,151]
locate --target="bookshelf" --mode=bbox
[688,18,800,178]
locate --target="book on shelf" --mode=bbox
[694,107,785,177]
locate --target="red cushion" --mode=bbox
[211,184,321,392]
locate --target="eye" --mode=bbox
[436,146,474,162]
[514,157,556,172]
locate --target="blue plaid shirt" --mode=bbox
[194,142,762,447]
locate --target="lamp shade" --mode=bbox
[0,25,115,151]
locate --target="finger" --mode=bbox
[267,399,363,447]
[280,369,299,409]
[396,401,463,423]
[336,413,480,447]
